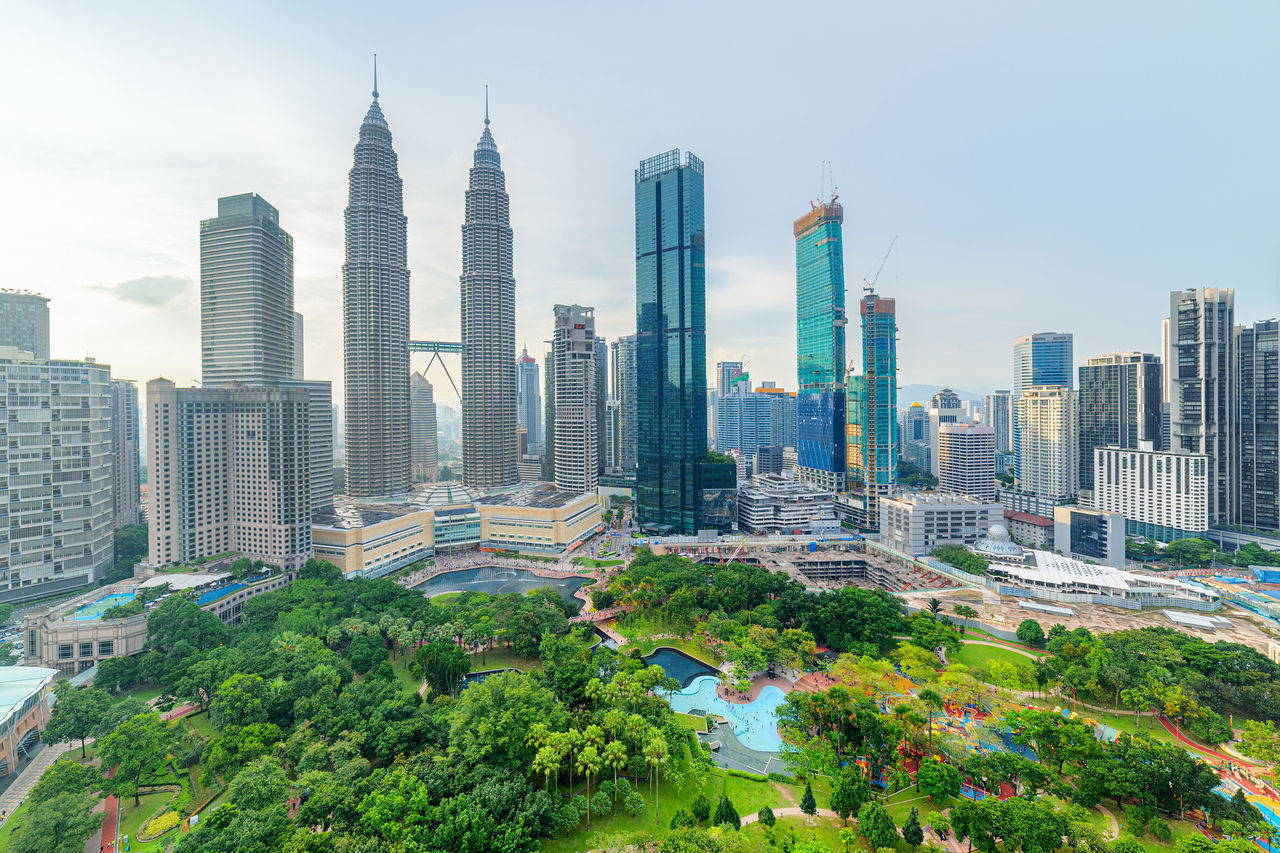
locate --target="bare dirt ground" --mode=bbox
[900,585,1280,653]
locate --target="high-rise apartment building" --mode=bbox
[717,362,744,396]
[281,380,333,518]
[1017,385,1078,503]
[293,312,305,380]
[343,78,410,497]
[794,198,846,491]
[109,379,142,529]
[984,391,1012,453]
[635,149,706,534]
[605,399,621,470]
[517,347,542,450]
[1077,352,1162,498]
[461,103,518,490]
[552,305,598,494]
[0,348,113,602]
[147,379,312,570]
[594,337,608,476]
[937,423,996,502]
[1095,442,1208,541]
[0,291,49,359]
[1235,319,1279,531]
[1012,332,1073,471]
[542,346,556,483]
[927,388,963,478]
[200,193,295,387]
[612,335,637,470]
[846,293,898,529]
[756,384,798,449]
[715,385,775,461]
[1168,288,1234,525]
[410,372,438,481]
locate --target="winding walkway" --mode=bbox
[740,806,840,827]
[0,741,79,827]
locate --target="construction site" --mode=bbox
[650,534,958,593]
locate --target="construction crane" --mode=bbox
[863,236,898,295]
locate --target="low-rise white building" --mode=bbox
[879,492,1002,557]
[1094,442,1208,543]
[736,475,836,535]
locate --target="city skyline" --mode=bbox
[6,3,1278,406]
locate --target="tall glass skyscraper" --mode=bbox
[342,76,410,497]
[794,199,847,491]
[1012,332,1073,473]
[635,149,706,534]
[612,335,637,470]
[847,293,897,529]
[517,347,542,449]
[200,193,295,387]
[460,100,518,490]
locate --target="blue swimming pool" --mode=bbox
[644,648,718,687]
[661,675,787,753]
[197,584,245,606]
[73,593,135,621]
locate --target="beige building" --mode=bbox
[23,570,295,674]
[313,484,603,579]
[147,379,313,570]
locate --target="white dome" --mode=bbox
[973,523,1025,559]
[987,523,1010,539]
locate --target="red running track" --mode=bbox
[91,765,117,853]
[1154,715,1243,764]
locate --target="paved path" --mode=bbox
[740,806,841,827]
[1096,804,1119,840]
[0,741,79,827]
[1155,715,1246,764]
[90,765,117,853]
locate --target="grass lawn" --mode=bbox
[950,643,1038,670]
[467,647,542,673]
[674,713,707,732]
[115,684,165,706]
[881,786,953,825]
[117,788,179,852]
[574,557,624,568]
[1081,707,1178,745]
[742,815,853,850]
[183,710,215,739]
[540,766,809,852]
[390,654,423,697]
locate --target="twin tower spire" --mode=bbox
[343,58,517,498]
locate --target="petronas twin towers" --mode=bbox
[343,72,517,496]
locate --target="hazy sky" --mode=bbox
[3,2,1278,406]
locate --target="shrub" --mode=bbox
[691,792,711,823]
[143,811,181,839]
[758,806,776,827]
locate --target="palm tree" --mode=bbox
[603,740,627,809]
[919,688,944,755]
[927,598,943,618]
[644,735,667,826]
[533,745,560,791]
[577,745,602,826]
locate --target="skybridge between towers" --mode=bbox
[409,340,462,398]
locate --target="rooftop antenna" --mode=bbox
[372,53,379,99]
[485,84,489,126]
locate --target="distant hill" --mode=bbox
[899,384,988,406]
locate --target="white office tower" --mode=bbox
[279,379,334,518]
[146,379,312,570]
[109,379,142,529]
[937,423,996,502]
[200,193,296,387]
[612,335,638,470]
[984,390,1012,453]
[0,348,113,601]
[1017,386,1078,503]
[605,399,621,470]
[410,371,439,481]
[927,388,963,477]
[551,305,598,494]
[1094,442,1209,541]
[1167,288,1234,525]
[0,290,50,359]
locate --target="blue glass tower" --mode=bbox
[794,200,847,491]
[1012,332,1074,472]
[635,149,706,534]
[847,294,898,529]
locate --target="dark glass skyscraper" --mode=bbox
[635,149,706,534]
[794,199,847,491]
[342,76,410,497]
[1076,352,1162,495]
[847,294,898,529]
[460,101,518,490]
